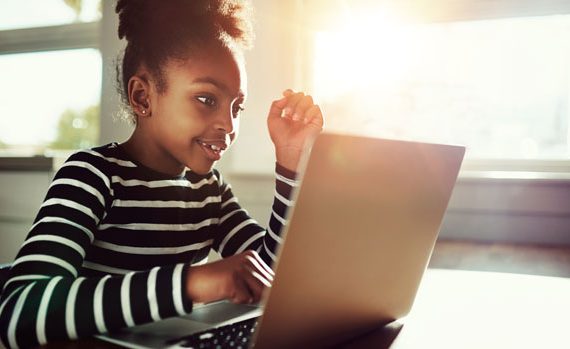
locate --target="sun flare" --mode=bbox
[313,10,421,102]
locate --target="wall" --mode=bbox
[226,173,570,247]
[0,172,52,263]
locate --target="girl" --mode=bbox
[0,0,323,348]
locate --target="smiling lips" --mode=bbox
[196,139,228,161]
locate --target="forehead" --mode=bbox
[164,44,247,96]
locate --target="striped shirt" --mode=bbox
[0,143,297,349]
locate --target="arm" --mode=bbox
[212,89,322,264]
[183,165,296,306]
[212,163,298,266]
[0,152,192,349]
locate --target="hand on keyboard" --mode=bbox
[185,250,274,305]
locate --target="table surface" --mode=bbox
[340,268,570,349]
[40,268,570,349]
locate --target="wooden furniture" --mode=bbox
[38,268,570,348]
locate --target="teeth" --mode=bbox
[198,140,222,152]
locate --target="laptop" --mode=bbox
[97,132,465,348]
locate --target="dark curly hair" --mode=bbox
[115,0,254,123]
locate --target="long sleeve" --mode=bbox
[0,152,192,349]
[213,163,299,266]
[0,145,299,348]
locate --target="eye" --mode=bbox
[196,96,216,107]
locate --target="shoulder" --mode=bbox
[64,143,137,170]
[56,143,135,188]
[65,143,133,166]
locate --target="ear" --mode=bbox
[128,74,152,118]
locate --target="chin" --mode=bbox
[190,161,216,175]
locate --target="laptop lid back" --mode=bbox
[252,133,465,348]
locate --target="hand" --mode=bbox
[267,89,324,172]
[185,250,274,304]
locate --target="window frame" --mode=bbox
[397,0,570,23]
[428,0,570,174]
[0,21,99,54]
[0,12,101,164]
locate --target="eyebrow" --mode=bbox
[192,77,245,98]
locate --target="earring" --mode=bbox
[142,109,147,115]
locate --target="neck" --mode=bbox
[121,128,185,176]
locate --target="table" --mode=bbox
[40,269,570,349]
[339,268,570,348]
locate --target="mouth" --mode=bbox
[196,139,228,161]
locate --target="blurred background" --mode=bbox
[0,0,569,270]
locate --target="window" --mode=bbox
[0,0,101,30]
[0,0,102,155]
[311,5,570,166]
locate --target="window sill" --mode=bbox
[227,169,570,184]
[459,170,570,184]
[1,156,569,183]
[0,156,53,172]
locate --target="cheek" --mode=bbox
[160,101,202,130]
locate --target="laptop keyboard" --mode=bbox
[175,318,258,348]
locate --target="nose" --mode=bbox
[214,106,238,135]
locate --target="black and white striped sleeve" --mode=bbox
[213,164,299,266]
[0,153,193,349]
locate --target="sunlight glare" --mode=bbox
[312,8,570,159]
[0,49,101,147]
[313,10,419,102]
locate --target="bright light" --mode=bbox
[0,49,101,146]
[313,10,420,102]
[0,0,101,30]
[312,9,570,160]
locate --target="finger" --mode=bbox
[249,268,271,289]
[245,254,274,282]
[282,89,294,97]
[242,268,269,303]
[268,96,289,120]
[282,92,305,119]
[292,95,314,121]
[303,104,323,125]
[304,104,324,128]
[249,251,275,277]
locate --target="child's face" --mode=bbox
[147,43,247,175]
